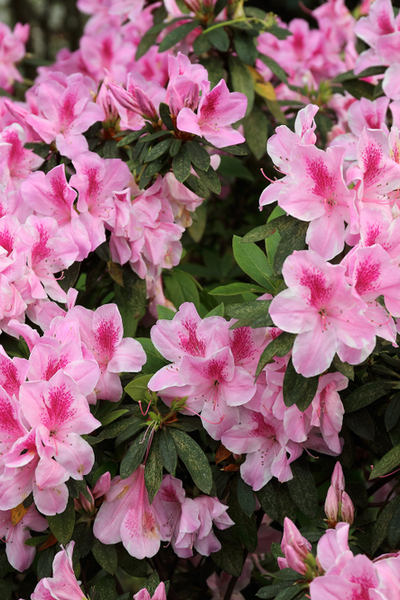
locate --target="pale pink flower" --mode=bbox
[0,23,29,92]
[278,518,312,575]
[0,505,47,572]
[134,582,167,600]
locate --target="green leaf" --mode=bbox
[205,303,225,317]
[113,265,147,337]
[47,496,75,545]
[91,576,118,600]
[219,143,247,155]
[234,30,258,65]
[209,282,266,296]
[116,545,149,577]
[237,476,255,517]
[136,338,168,375]
[370,444,400,479]
[273,587,304,600]
[255,333,296,378]
[73,522,94,558]
[145,434,163,503]
[145,571,162,596]
[164,269,200,309]
[187,141,210,171]
[24,534,49,547]
[332,354,354,381]
[273,219,308,274]
[169,428,213,493]
[257,582,295,599]
[67,479,91,502]
[256,480,297,525]
[212,537,244,577]
[172,144,191,182]
[282,358,319,411]
[193,32,212,54]
[120,434,148,479]
[345,409,375,441]
[159,428,178,474]
[157,305,176,320]
[287,461,318,519]
[332,66,386,83]
[193,164,221,194]
[159,19,200,52]
[388,499,400,547]
[184,173,209,197]
[100,409,129,427]
[103,139,119,158]
[136,30,159,60]
[125,374,153,403]
[228,477,258,552]
[242,218,285,243]
[217,155,254,181]
[159,102,174,130]
[342,79,376,100]
[92,538,118,574]
[188,203,207,243]
[233,235,275,290]
[199,56,225,89]
[228,55,254,115]
[385,394,400,431]
[207,26,230,51]
[343,381,387,413]
[37,547,55,579]
[144,139,172,162]
[257,53,288,83]
[225,300,273,328]
[243,105,269,160]
[371,496,400,553]
[214,0,229,17]
[169,138,182,157]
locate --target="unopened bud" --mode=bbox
[281,518,312,575]
[340,491,354,525]
[331,462,345,495]
[324,485,339,524]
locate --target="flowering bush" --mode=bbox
[1,0,400,598]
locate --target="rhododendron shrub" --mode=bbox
[2,0,400,599]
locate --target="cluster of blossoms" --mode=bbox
[148,302,348,490]
[261,94,400,376]
[277,464,400,600]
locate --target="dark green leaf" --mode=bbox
[160,428,178,474]
[184,173,209,197]
[144,139,172,162]
[37,547,55,579]
[193,164,221,194]
[24,534,49,547]
[228,55,254,115]
[92,538,118,574]
[342,79,376,100]
[145,434,163,503]
[120,434,148,479]
[188,203,207,242]
[225,300,273,328]
[136,338,168,375]
[207,26,230,51]
[169,138,182,157]
[267,25,293,40]
[137,130,170,143]
[257,53,288,83]
[234,30,258,65]
[169,428,213,493]
[256,480,297,525]
[345,409,375,441]
[274,586,304,600]
[209,282,266,296]
[237,476,255,517]
[136,31,158,60]
[233,235,274,290]
[103,139,119,158]
[219,143,247,155]
[256,333,296,378]
[172,144,191,182]
[205,303,224,317]
[343,381,387,413]
[199,56,225,89]
[47,496,75,545]
[257,582,294,599]
[67,479,91,502]
[287,461,318,518]
[385,394,400,431]
[125,374,153,402]
[283,358,319,411]
[73,522,94,558]
[274,220,308,274]
[212,538,244,577]
[164,269,200,309]
[113,265,147,337]
[371,496,400,553]
[217,155,254,181]
[159,20,200,53]
[228,477,258,552]
[91,576,118,600]
[242,217,288,243]
[25,142,51,158]
[116,545,149,577]
[332,355,354,381]
[145,571,162,596]
[193,32,212,54]
[370,444,400,479]
[388,500,400,547]
[243,105,269,160]
[214,0,229,16]
[157,305,176,320]
[332,66,386,83]
[159,102,174,130]
[58,261,80,293]
[187,141,210,171]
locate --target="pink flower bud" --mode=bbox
[331,462,345,495]
[341,491,355,525]
[324,485,339,523]
[281,518,312,574]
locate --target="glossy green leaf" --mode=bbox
[228,55,254,115]
[125,374,153,403]
[209,282,266,296]
[145,434,163,503]
[164,269,200,309]
[255,332,296,378]
[343,381,387,412]
[92,538,118,574]
[158,19,200,52]
[169,428,212,493]
[257,53,288,83]
[172,144,191,182]
[187,141,210,171]
[47,496,75,545]
[370,444,400,479]
[120,433,148,479]
[283,358,319,411]
[243,105,269,160]
[159,428,178,474]
[287,461,318,518]
[233,235,275,290]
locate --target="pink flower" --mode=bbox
[134,582,167,600]
[0,22,30,92]
[31,541,89,600]
[269,250,376,376]
[278,518,313,575]
[0,505,47,572]
[177,79,247,148]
